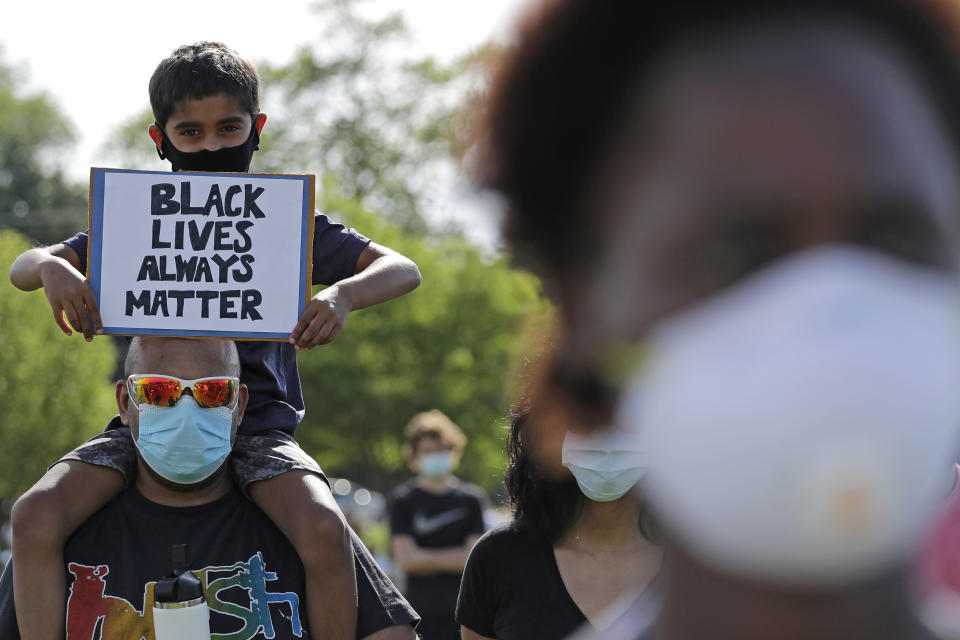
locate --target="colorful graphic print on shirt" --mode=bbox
[65,552,303,640]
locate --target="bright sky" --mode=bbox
[3,0,527,247]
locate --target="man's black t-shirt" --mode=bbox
[0,486,417,639]
[388,479,486,616]
[456,523,588,640]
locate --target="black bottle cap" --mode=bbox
[154,544,204,603]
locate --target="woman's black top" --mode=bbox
[456,523,590,640]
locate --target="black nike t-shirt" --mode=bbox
[388,479,486,616]
[456,523,589,640]
[0,486,417,639]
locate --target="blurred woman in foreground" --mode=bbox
[477,0,960,638]
[456,404,660,640]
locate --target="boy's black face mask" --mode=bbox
[155,119,260,173]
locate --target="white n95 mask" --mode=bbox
[617,246,960,586]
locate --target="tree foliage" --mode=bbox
[296,188,550,493]
[256,0,487,234]
[0,53,87,244]
[251,2,548,493]
[99,107,163,174]
[0,229,118,499]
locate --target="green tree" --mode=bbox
[0,229,118,499]
[99,107,163,173]
[257,0,487,234]
[0,52,87,244]
[296,190,550,493]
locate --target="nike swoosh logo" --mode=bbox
[412,508,469,536]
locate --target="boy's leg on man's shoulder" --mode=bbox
[238,431,358,640]
[12,428,133,639]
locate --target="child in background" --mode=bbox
[388,411,487,640]
[8,42,421,640]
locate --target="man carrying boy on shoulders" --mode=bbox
[8,42,421,640]
[0,336,418,639]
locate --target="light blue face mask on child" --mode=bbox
[419,451,454,478]
[134,395,234,485]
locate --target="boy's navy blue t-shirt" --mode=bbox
[64,212,370,435]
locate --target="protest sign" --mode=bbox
[88,168,315,340]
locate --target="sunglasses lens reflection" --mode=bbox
[131,377,236,408]
[193,379,236,408]
[133,377,182,407]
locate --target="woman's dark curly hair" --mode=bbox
[504,400,583,546]
[479,0,960,282]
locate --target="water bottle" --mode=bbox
[153,544,210,640]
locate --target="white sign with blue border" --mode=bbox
[88,168,315,340]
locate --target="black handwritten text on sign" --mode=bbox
[89,169,314,339]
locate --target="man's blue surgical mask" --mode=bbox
[134,395,234,485]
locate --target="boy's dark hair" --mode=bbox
[149,42,259,129]
[479,0,960,281]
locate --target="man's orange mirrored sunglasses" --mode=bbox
[127,374,239,409]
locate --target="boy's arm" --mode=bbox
[290,242,421,350]
[9,244,103,340]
